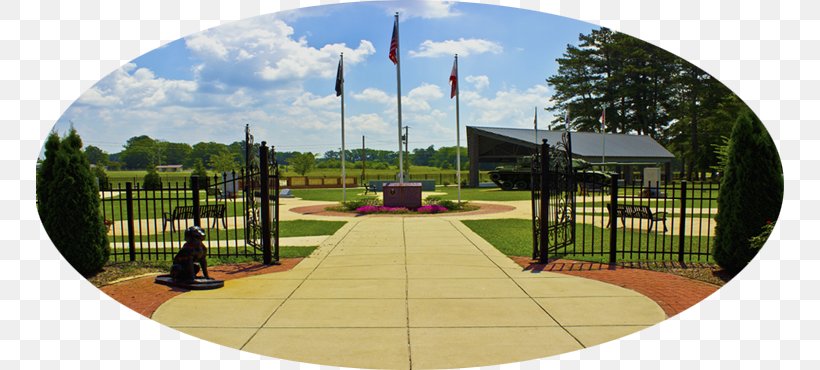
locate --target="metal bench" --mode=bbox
[606,203,668,233]
[162,204,228,232]
[363,184,379,195]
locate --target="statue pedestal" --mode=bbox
[154,275,224,290]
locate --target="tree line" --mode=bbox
[85,135,468,176]
[547,28,754,180]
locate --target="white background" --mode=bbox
[1,0,818,368]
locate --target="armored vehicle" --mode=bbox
[489,155,614,191]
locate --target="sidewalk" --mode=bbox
[152,217,666,369]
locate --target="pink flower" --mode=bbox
[355,205,380,214]
[417,205,448,214]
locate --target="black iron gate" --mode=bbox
[102,125,280,264]
[532,133,576,263]
[242,124,280,265]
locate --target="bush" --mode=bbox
[190,159,209,187]
[424,195,467,211]
[340,197,382,211]
[143,165,163,190]
[713,111,783,274]
[424,195,443,205]
[37,129,110,277]
[749,222,775,250]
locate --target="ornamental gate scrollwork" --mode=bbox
[531,132,576,263]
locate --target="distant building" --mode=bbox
[156,165,184,172]
[466,126,676,186]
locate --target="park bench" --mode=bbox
[606,203,668,233]
[162,204,228,232]
[363,183,379,195]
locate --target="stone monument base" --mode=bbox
[154,275,224,290]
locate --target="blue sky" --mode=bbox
[55,1,597,154]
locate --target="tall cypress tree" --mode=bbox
[713,111,783,274]
[37,129,110,277]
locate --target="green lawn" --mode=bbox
[110,220,347,243]
[434,186,533,201]
[462,218,714,263]
[290,187,377,201]
[100,192,250,221]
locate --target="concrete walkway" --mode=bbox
[152,217,666,369]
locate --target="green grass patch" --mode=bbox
[290,187,377,201]
[280,220,346,237]
[110,220,346,243]
[462,218,714,263]
[434,186,533,201]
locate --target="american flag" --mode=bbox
[389,17,399,65]
[599,107,606,132]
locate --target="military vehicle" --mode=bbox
[487,156,534,190]
[488,155,614,191]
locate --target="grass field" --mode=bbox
[462,218,714,263]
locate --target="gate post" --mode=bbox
[125,182,136,262]
[530,153,539,261]
[678,180,688,264]
[191,176,201,227]
[259,142,272,265]
[272,146,281,264]
[609,174,619,265]
[538,139,550,263]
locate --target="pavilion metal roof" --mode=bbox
[468,126,675,160]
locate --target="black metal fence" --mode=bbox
[565,172,719,263]
[101,143,281,264]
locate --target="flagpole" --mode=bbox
[533,106,538,149]
[601,106,606,164]
[394,12,404,183]
[340,53,346,202]
[454,54,461,203]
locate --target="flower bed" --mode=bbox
[354,204,450,215]
[327,195,477,215]
[417,204,448,214]
[355,205,411,214]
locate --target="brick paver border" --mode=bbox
[509,257,720,317]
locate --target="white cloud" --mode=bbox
[351,84,444,113]
[408,83,444,100]
[226,89,255,108]
[185,16,375,85]
[405,83,444,111]
[465,75,489,91]
[351,88,393,104]
[409,38,503,58]
[77,63,198,108]
[293,91,338,110]
[348,113,389,134]
[462,84,552,126]
[379,1,459,19]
